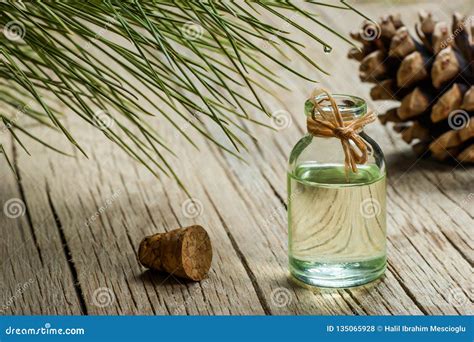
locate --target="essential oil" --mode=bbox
[288,163,386,288]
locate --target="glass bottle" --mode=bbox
[287,93,386,288]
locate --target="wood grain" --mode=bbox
[1,0,472,315]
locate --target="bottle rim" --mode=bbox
[305,94,367,120]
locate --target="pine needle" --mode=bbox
[0,0,366,190]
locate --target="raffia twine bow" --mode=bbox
[307,88,377,173]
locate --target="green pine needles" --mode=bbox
[0,0,364,190]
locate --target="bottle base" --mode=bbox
[289,255,386,288]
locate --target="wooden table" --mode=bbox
[1,1,472,315]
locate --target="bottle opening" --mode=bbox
[305,94,367,121]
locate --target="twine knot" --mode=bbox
[306,88,377,173]
[333,126,353,140]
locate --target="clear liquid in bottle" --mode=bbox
[288,162,386,288]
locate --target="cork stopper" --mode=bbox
[138,225,212,281]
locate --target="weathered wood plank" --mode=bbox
[313,2,473,315]
[1,137,83,315]
[12,113,266,315]
[2,0,472,316]
[195,0,472,315]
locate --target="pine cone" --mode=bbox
[349,12,474,163]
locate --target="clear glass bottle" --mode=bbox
[288,94,386,288]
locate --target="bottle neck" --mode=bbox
[304,94,367,121]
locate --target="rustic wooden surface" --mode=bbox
[1,1,473,315]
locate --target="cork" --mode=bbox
[138,225,212,281]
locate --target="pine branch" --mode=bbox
[0,0,364,190]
